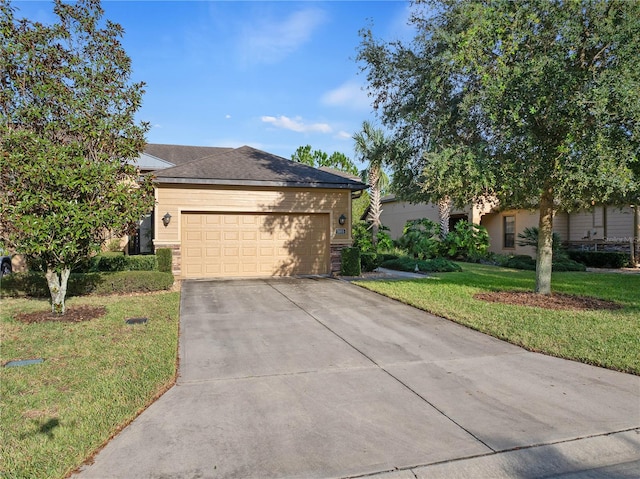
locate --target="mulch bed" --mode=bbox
[474,291,622,311]
[15,305,107,324]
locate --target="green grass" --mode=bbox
[0,292,180,479]
[355,263,640,375]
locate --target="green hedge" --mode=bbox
[567,250,630,268]
[503,254,586,272]
[360,252,380,272]
[156,248,173,273]
[93,253,157,272]
[380,256,462,273]
[341,247,361,276]
[361,252,401,272]
[1,271,174,298]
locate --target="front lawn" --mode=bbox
[0,292,180,479]
[355,263,640,375]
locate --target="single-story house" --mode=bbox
[132,144,367,279]
[378,195,640,262]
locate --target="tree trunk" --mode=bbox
[438,196,453,240]
[535,187,554,295]
[368,166,382,248]
[45,268,71,314]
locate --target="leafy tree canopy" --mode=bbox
[291,144,359,176]
[358,0,640,293]
[0,0,154,312]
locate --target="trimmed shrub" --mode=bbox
[83,271,174,295]
[1,271,174,298]
[0,272,48,297]
[567,250,630,268]
[380,256,462,273]
[341,247,361,276]
[361,252,381,272]
[127,255,157,271]
[96,252,128,272]
[552,258,587,272]
[378,253,400,263]
[156,248,173,273]
[503,254,586,272]
[504,255,536,270]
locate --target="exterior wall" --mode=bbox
[567,205,635,243]
[565,205,637,262]
[568,208,605,242]
[481,210,569,257]
[379,201,472,239]
[154,184,353,277]
[481,209,540,257]
[603,205,634,242]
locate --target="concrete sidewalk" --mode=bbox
[72,278,640,478]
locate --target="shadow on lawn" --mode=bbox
[20,418,61,440]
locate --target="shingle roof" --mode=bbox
[151,145,367,191]
[144,144,233,166]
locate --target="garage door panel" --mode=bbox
[205,264,221,274]
[185,247,203,258]
[182,212,329,278]
[242,247,257,256]
[185,231,202,241]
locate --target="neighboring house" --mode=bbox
[133,144,366,278]
[377,194,495,238]
[379,196,640,263]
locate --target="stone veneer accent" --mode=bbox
[330,244,349,275]
[159,243,181,277]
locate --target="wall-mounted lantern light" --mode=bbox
[162,212,172,227]
[338,214,347,225]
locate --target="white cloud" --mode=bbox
[388,4,416,40]
[336,131,352,140]
[225,114,232,119]
[239,8,327,66]
[322,80,371,111]
[261,115,332,134]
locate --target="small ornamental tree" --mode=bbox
[0,0,154,313]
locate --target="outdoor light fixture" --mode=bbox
[338,214,347,225]
[162,212,172,227]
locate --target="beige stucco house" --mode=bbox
[379,196,640,263]
[134,144,366,279]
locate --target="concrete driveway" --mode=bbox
[74,278,639,478]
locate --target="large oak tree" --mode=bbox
[1,0,154,313]
[358,0,639,294]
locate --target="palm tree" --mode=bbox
[353,121,390,248]
[438,196,453,240]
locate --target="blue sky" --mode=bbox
[13,0,415,168]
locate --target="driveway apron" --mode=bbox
[73,278,640,479]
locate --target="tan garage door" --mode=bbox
[181,212,330,278]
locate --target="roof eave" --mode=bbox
[154,176,367,191]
